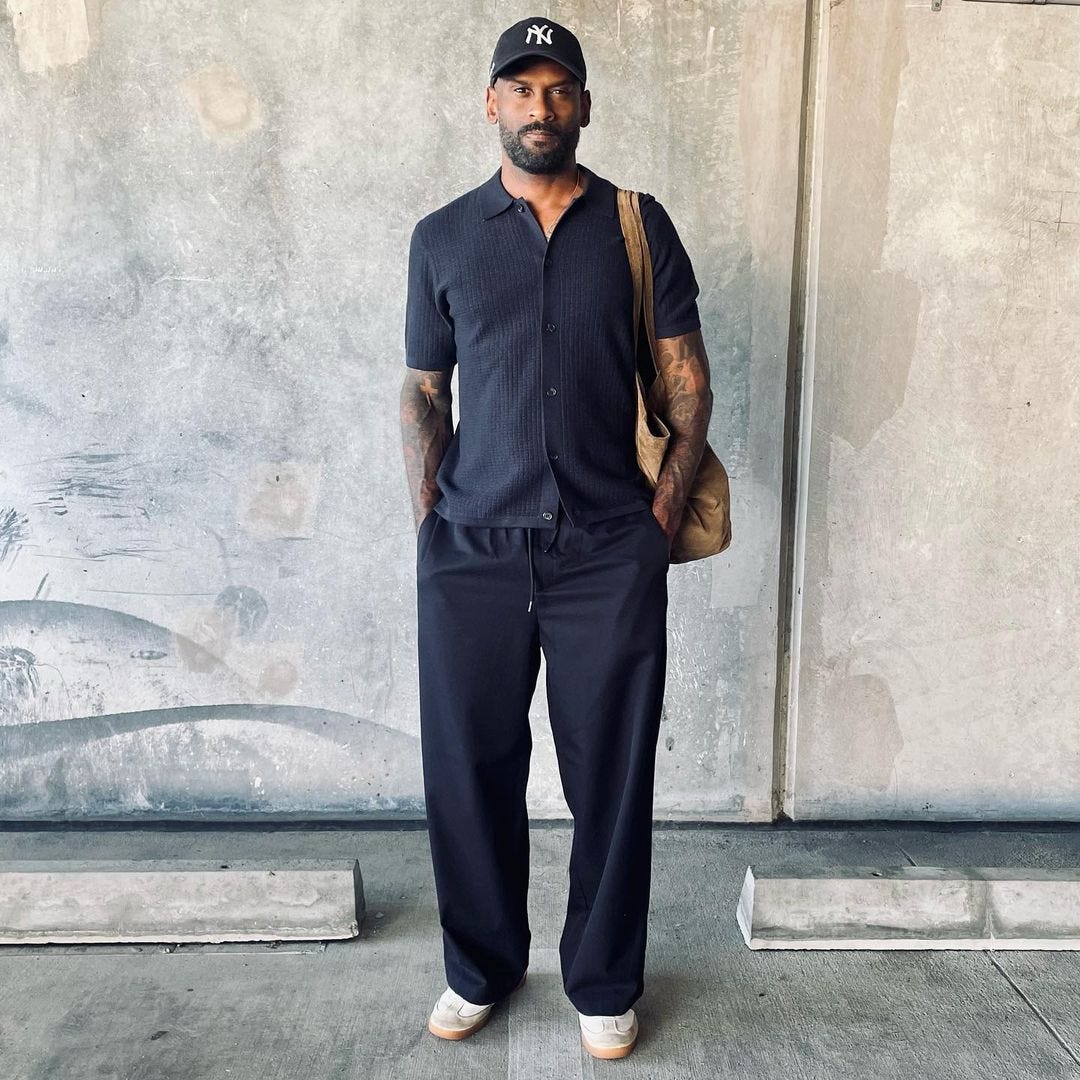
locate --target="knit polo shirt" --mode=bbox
[404,162,702,530]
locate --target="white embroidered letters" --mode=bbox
[525,23,553,46]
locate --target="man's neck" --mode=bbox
[500,159,584,206]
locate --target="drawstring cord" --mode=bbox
[527,529,535,612]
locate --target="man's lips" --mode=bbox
[525,130,557,139]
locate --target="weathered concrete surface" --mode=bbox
[0,1,805,821]
[1,824,1079,1078]
[7,0,1073,826]
[791,0,1080,818]
[0,857,364,942]
[738,864,1080,949]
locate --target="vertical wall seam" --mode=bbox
[771,0,829,822]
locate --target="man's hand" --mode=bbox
[401,368,454,528]
[649,328,713,541]
[651,507,680,552]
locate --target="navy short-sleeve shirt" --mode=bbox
[405,162,701,530]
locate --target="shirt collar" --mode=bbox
[478,163,614,220]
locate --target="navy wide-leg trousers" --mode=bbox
[415,501,670,1016]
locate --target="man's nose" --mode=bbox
[528,95,555,123]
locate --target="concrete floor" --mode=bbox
[1,823,1079,1079]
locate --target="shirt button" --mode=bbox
[516,204,525,213]
[546,386,558,396]
[550,452,559,460]
[542,511,554,520]
[544,257,552,268]
[544,322,556,333]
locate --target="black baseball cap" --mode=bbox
[488,17,587,89]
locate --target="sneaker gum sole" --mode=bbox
[428,1009,492,1041]
[580,1030,638,1060]
[427,971,527,1041]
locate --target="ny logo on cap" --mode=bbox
[525,23,553,45]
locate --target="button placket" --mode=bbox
[539,242,566,525]
[516,197,582,528]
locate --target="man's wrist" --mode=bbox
[651,499,684,540]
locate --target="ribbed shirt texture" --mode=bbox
[405,162,702,530]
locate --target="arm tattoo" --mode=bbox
[400,369,454,529]
[650,328,714,538]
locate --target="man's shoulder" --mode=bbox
[634,190,691,248]
[635,190,667,218]
[603,179,672,226]
[410,175,491,244]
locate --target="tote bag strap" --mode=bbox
[616,188,662,390]
[616,188,644,357]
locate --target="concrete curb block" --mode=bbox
[0,858,365,944]
[736,865,1080,950]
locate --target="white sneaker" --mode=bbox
[427,972,527,1040]
[578,1007,639,1059]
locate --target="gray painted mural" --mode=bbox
[0,599,424,817]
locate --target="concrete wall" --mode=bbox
[4,0,1072,824]
[0,0,802,820]
[789,0,1080,819]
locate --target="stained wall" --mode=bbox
[0,1,804,819]
[790,0,1080,819]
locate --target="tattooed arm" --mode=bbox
[400,368,454,532]
[650,328,713,543]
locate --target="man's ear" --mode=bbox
[580,87,591,127]
[485,83,499,124]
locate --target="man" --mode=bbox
[399,16,712,1060]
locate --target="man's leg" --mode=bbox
[536,506,670,1016]
[416,512,541,1005]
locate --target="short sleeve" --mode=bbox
[404,224,457,371]
[639,194,702,339]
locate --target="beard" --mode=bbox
[498,118,581,174]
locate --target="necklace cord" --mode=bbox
[544,167,583,239]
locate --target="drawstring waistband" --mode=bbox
[527,529,535,612]
[528,508,563,611]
